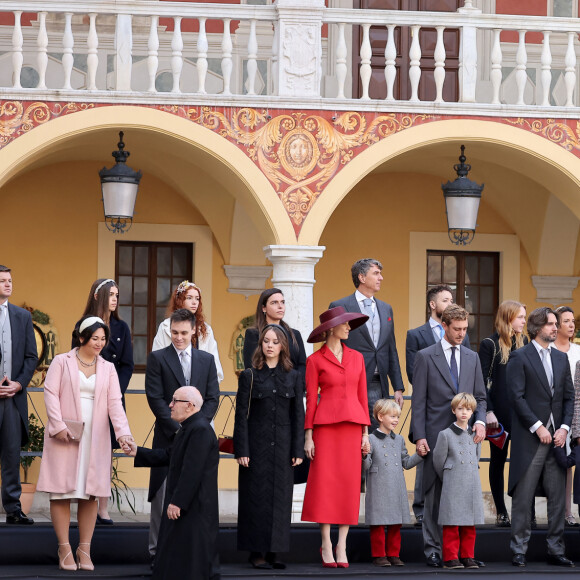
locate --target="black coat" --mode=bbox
[507,342,574,495]
[479,333,528,432]
[242,327,306,379]
[135,413,220,580]
[233,365,305,552]
[145,345,220,500]
[554,446,580,504]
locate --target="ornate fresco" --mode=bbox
[2,99,580,238]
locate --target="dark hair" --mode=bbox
[527,307,556,339]
[252,325,293,371]
[441,304,469,325]
[426,284,453,309]
[351,258,382,288]
[253,288,298,350]
[72,315,110,348]
[555,305,575,326]
[82,279,120,325]
[166,281,208,344]
[170,308,195,328]
[0,265,11,273]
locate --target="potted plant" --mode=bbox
[19,413,44,514]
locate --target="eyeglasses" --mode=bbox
[171,398,192,405]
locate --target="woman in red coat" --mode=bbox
[301,307,371,568]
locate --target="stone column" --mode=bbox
[273,0,325,97]
[263,245,325,355]
[457,4,482,103]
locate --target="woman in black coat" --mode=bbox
[234,325,305,569]
[78,278,134,524]
[479,300,527,527]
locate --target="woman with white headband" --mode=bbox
[38,316,133,571]
[78,278,134,524]
[152,281,223,382]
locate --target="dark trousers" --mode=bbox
[489,436,510,515]
[0,398,22,514]
[370,524,402,557]
[422,476,443,558]
[412,461,424,519]
[367,377,382,430]
[442,525,476,561]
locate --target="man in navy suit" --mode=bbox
[507,307,574,568]
[330,258,404,428]
[406,285,470,525]
[0,265,38,524]
[145,308,219,560]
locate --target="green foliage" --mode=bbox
[31,309,50,325]
[110,458,136,515]
[20,414,44,483]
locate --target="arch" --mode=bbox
[0,105,297,253]
[298,119,580,247]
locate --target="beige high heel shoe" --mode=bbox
[76,542,94,571]
[58,543,76,571]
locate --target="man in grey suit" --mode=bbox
[405,285,470,526]
[507,307,574,568]
[0,265,38,524]
[330,258,404,428]
[410,304,486,568]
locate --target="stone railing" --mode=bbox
[0,0,579,113]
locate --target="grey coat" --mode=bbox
[433,423,484,526]
[363,429,422,525]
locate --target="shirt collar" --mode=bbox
[429,317,441,329]
[355,289,375,304]
[173,343,192,357]
[441,337,456,351]
[532,339,550,354]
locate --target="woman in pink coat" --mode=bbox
[37,316,133,571]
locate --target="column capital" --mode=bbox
[263,244,326,261]
[531,275,580,306]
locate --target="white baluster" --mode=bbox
[62,12,74,90]
[490,28,502,105]
[171,16,183,93]
[336,22,347,99]
[87,13,98,91]
[409,25,421,102]
[540,30,552,107]
[359,24,372,100]
[565,31,576,107]
[12,10,22,89]
[222,19,233,95]
[147,15,159,93]
[271,21,279,96]
[246,19,258,95]
[36,12,48,89]
[515,30,527,106]
[463,0,474,8]
[434,26,446,103]
[384,25,396,101]
[197,17,208,95]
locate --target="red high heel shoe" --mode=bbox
[320,547,337,568]
[335,546,349,568]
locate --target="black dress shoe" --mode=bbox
[512,554,526,567]
[6,510,34,525]
[547,554,575,567]
[495,512,510,527]
[426,553,442,568]
[415,514,424,527]
[474,559,486,567]
[96,514,114,525]
[265,552,286,569]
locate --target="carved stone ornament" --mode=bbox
[282,25,317,94]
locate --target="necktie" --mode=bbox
[449,346,459,391]
[438,324,444,340]
[180,350,190,386]
[540,348,553,393]
[0,304,5,329]
[362,298,374,320]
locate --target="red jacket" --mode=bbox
[304,344,370,429]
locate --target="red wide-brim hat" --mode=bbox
[307,306,369,343]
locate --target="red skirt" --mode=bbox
[301,422,362,525]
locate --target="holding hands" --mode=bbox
[416,438,429,457]
[119,436,137,456]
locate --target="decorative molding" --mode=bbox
[222,265,272,298]
[531,275,580,306]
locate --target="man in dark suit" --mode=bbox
[145,308,220,560]
[507,307,574,568]
[330,258,404,428]
[406,285,470,525]
[0,265,38,524]
[411,304,486,568]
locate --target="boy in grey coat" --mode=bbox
[363,399,423,567]
[433,392,484,570]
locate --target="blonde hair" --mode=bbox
[451,392,477,412]
[495,300,527,364]
[373,399,401,421]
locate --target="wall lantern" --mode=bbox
[441,145,484,246]
[99,131,142,234]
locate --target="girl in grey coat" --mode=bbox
[433,393,484,569]
[363,400,423,567]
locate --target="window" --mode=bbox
[116,242,193,370]
[427,251,499,350]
